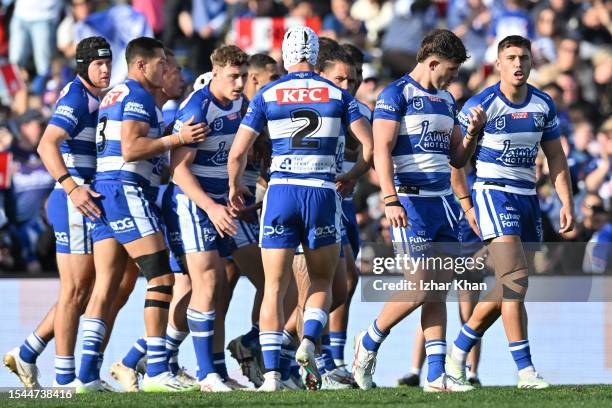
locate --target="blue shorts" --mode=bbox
[90,181,161,245]
[162,183,235,257]
[341,199,360,259]
[472,189,542,243]
[389,194,460,257]
[47,189,93,254]
[457,213,483,255]
[260,182,342,250]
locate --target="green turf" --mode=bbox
[2,385,611,408]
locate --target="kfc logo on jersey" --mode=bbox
[276,88,330,104]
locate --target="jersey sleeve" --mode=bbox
[456,96,481,137]
[240,91,267,135]
[122,89,155,123]
[373,83,405,122]
[542,99,561,141]
[173,93,207,148]
[48,87,86,136]
[342,90,362,126]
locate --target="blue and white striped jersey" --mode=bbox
[173,85,244,199]
[341,100,372,201]
[458,82,560,195]
[95,79,164,188]
[241,71,362,184]
[48,77,99,184]
[373,75,458,196]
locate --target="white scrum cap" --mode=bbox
[282,25,319,71]
[193,71,213,91]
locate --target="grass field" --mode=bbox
[2,385,611,408]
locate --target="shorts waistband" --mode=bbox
[396,185,452,197]
[268,178,336,189]
[472,181,535,195]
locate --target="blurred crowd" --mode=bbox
[0,0,609,273]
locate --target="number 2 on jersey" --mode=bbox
[290,109,321,149]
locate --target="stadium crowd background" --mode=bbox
[0,0,609,274]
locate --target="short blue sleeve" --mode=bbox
[457,95,482,137]
[241,91,267,134]
[373,83,406,122]
[122,89,155,123]
[342,90,362,126]
[542,99,560,141]
[48,86,86,136]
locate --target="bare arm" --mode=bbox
[37,124,101,218]
[228,125,259,209]
[451,166,480,237]
[373,118,407,228]
[450,105,486,168]
[121,117,206,162]
[340,117,374,181]
[542,138,575,233]
[585,155,609,193]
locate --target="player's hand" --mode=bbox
[336,173,357,198]
[466,105,487,137]
[385,205,409,228]
[464,206,481,238]
[178,115,209,145]
[69,186,102,220]
[238,202,262,223]
[228,184,252,212]
[207,203,238,238]
[335,173,356,198]
[558,205,575,234]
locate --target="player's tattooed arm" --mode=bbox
[171,146,237,237]
[372,118,408,228]
[37,124,101,219]
[228,125,259,211]
[450,104,486,168]
[541,138,575,234]
[451,167,480,237]
[121,117,207,162]
[337,116,374,185]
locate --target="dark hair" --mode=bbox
[248,53,277,70]
[316,46,354,73]
[341,43,364,65]
[125,37,164,65]
[497,35,532,55]
[541,82,562,95]
[210,45,249,68]
[416,29,468,64]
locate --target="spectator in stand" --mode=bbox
[350,0,393,46]
[6,109,54,273]
[484,0,534,62]
[381,0,438,78]
[321,0,367,47]
[578,0,611,49]
[132,0,165,38]
[447,0,491,70]
[583,206,612,274]
[56,0,94,59]
[592,48,611,119]
[232,0,288,18]
[584,119,612,204]
[8,0,63,95]
[178,0,228,74]
[532,7,558,65]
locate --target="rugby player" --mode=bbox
[445,35,574,389]
[78,37,205,392]
[351,29,483,392]
[228,25,373,391]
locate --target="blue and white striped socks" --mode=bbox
[329,331,347,366]
[79,318,106,383]
[19,332,47,364]
[166,326,188,375]
[55,356,75,385]
[303,308,327,342]
[451,323,482,363]
[187,308,215,381]
[425,339,447,382]
[260,331,283,372]
[362,320,387,352]
[146,336,169,377]
[509,339,534,375]
[122,337,147,369]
